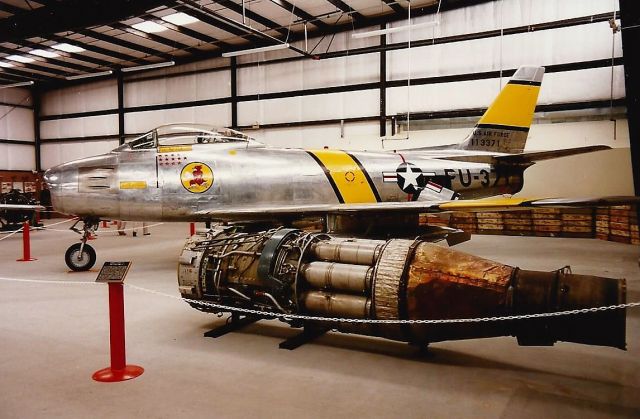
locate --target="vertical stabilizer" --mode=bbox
[458,66,545,153]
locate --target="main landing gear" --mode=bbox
[65,217,99,271]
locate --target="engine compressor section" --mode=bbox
[178,227,626,349]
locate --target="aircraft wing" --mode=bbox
[194,196,640,221]
[0,204,45,211]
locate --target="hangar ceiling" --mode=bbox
[0,0,492,86]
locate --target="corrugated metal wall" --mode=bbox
[0,87,35,171]
[34,0,625,191]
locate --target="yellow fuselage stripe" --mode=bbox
[308,150,377,203]
[119,181,147,189]
[478,83,540,128]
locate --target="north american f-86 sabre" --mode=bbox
[40,66,635,351]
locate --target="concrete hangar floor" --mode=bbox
[0,220,638,419]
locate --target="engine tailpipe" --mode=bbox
[374,242,626,349]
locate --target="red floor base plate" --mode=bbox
[92,365,144,382]
[16,258,37,262]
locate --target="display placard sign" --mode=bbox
[96,261,132,284]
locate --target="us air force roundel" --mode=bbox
[181,162,214,193]
[396,162,425,194]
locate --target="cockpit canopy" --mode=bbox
[113,123,262,151]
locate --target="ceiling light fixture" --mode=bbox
[121,60,175,73]
[51,43,86,53]
[351,19,440,39]
[65,70,113,80]
[0,62,15,68]
[29,49,60,58]
[0,81,34,89]
[131,21,168,33]
[6,55,36,63]
[222,43,291,58]
[161,12,199,25]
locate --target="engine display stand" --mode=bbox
[204,313,260,338]
[279,323,329,350]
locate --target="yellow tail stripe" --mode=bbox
[478,84,540,128]
[308,150,378,203]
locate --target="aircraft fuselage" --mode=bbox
[44,143,525,222]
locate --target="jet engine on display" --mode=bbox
[178,227,626,349]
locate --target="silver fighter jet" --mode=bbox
[43,66,625,271]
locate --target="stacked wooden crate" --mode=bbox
[607,205,634,244]
[417,205,638,246]
[595,208,611,241]
[560,208,594,238]
[420,213,449,227]
[502,211,533,236]
[476,212,504,235]
[449,212,477,234]
[531,208,563,237]
[632,208,640,245]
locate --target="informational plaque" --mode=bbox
[96,261,132,284]
[1,182,11,193]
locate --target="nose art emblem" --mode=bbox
[181,162,214,193]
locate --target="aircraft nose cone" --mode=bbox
[43,166,61,189]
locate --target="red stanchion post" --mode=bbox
[190,222,196,236]
[102,220,108,228]
[92,281,144,382]
[16,221,36,262]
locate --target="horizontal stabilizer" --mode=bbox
[437,145,612,165]
[495,145,612,164]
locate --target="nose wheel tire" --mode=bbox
[65,243,96,271]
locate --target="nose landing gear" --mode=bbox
[65,217,99,271]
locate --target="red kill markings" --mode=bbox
[158,154,188,166]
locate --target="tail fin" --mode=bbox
[458,66,545,154]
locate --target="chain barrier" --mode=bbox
[0,228,23,242]
[126,284,640,325]
[0,217,77,236]
[0,219,164,235]
[1,276,638,325]
[0,277,99,285]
